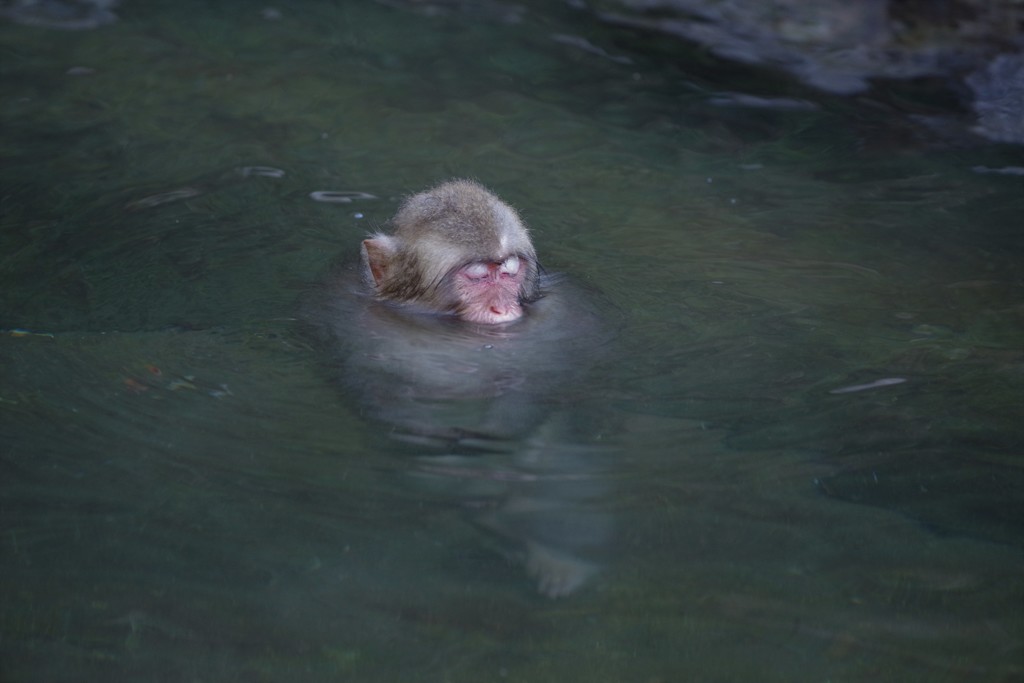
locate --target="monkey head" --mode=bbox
[361,180,541,325]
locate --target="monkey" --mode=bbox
[301,179,614,598]
[359,178,539,325]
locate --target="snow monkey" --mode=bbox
[360,179,540,325]
[302,179,613,598]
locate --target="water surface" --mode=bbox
[2,1,1022,681]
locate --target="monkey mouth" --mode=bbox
[461,302,523,325]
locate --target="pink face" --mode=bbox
[453,255,525,324]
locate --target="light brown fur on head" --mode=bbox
[361,180,540,315]
[394,179,534,258]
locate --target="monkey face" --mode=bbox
[452,255,529,325]
[361,180,542,325]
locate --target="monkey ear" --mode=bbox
[361,236,397,287]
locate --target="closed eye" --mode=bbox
[463,262,489,280]
[499,255,520,276]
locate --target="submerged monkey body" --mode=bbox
[313,266,593,445]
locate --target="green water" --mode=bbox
[2,1,1022,681]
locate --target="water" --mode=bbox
[2,1,1022,681]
